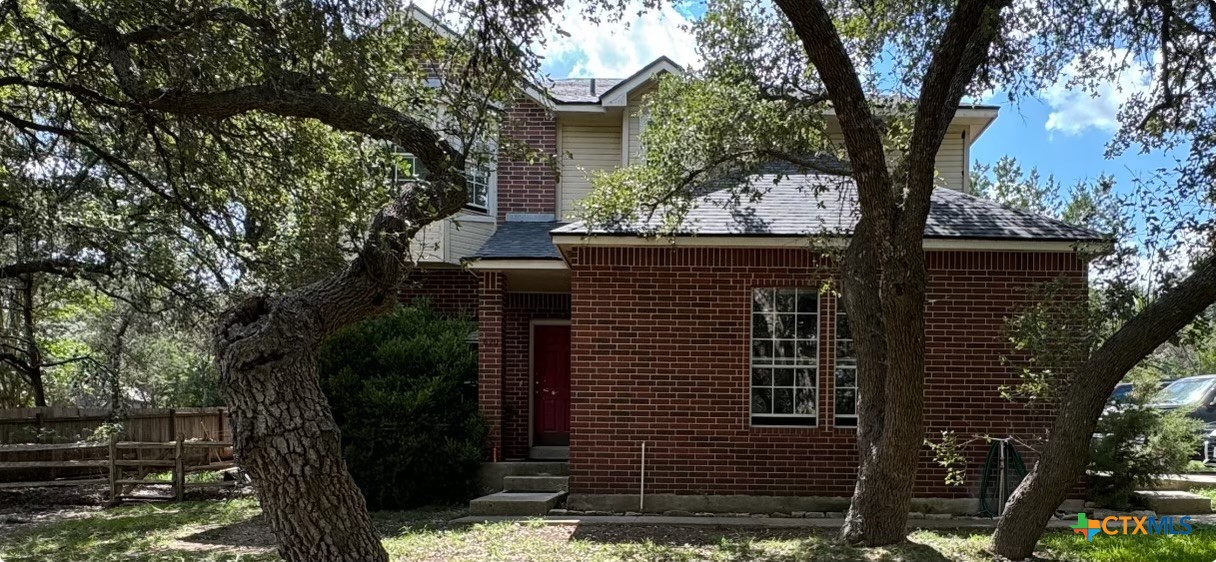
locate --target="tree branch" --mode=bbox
[46,0,465,179]
[1086,253,1216,383]
[0,352,32,375]
[902,0,1008,231]
[122,7,277,45]
[0,258,111,279]
[773,0,893,222]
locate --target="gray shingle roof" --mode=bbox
[553,173,1105,241]
[544,78,625,103]
[471,221,565,260]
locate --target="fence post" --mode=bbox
[174,434,184,501]
[108,433,118,505]
[168,409,176,443]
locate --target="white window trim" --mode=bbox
[834,304,858,427]
[748,287,820,428]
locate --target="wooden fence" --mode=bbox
[0,436,244,503]
[0,407,231,484]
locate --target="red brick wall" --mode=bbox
[501,293,572,459]
[398,267,479,319]
[496,98,558,221]
[478,273,505,455]
[566,247,1084,498]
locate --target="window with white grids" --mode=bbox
[465,168,490,212]
[750,288,819,426]
[835,306,858,427]
[388,149,489,212]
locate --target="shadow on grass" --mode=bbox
[178,514,276,550]
[569,525,959,562]
[0,499,267,562]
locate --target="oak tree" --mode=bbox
[1,0,555,559]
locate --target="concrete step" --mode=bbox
[1134,490,1213,515]
[504,475,569,492]
[469,491,566,516]
[477,462,570,494]
[529,446,569,460]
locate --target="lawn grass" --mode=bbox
[2,499,1214,561]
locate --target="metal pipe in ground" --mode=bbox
[639,441,646,513]
[998,438,1008,517]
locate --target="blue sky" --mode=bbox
[532,3,1169,196]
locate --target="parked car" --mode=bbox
[1108,382,1135,406]
[1151,375,1216,423]
[1145,375,1216,465]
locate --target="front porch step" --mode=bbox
[469,491,566,516]
[504,475,569,492]
[529,446,569,460]
[478,462,569,494]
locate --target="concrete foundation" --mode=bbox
[566,494,982,515]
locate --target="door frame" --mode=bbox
[528,319,572,448]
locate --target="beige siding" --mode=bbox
[625,86,654,165]
[410,214,495,264]
[934,126,967,192]
[559,115,623,220]
[825,121,969,192]
[410,221,446,263]
[447,217,495,261]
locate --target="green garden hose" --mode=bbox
[979,439,1027,517]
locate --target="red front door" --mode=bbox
[533,324,571,446]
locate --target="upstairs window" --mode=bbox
[750,288,819,426]
[388,149,488,212]
[390,151,427,185]
[465,168,489,212]
[835,305,858,427]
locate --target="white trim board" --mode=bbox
[466,259,568,271]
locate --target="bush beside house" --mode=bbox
[318,303,484,510]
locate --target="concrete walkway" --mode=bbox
[1156,473,1216,490]
[451,514,1076,530]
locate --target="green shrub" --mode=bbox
[1089,376,1203,508]
[318,303,484,510]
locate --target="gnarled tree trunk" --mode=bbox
[993,254,1216,559]
[215,176,465,562]
[839,223,929,545]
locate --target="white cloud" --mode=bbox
[1041,48,1156,135]
[407,1,696,78]
[539,2,697,78]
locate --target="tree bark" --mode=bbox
[215,174,466,562]
[18,274,46,407]
[993,254,1216,559]
[107,311,132,417]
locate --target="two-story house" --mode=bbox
[395,10,1100,517]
